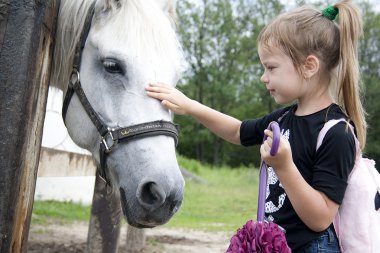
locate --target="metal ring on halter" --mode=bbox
[70,69,80,87]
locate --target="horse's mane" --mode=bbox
[51,0,184,91]
[51,0,94,91]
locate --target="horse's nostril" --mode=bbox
[169,199,181,214]
[137,182,166,210]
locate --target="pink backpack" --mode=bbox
[317,119,380,253]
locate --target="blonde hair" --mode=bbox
[258,0,366,150]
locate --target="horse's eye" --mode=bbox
[103,59,123,74]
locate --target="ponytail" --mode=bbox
[334,0,366,150]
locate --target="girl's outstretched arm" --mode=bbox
[146,83,242,144]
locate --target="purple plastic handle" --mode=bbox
[257,121,281,221]
[263,121,280,156]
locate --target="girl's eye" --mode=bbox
[267,66,275,71]
[103,59,124,74]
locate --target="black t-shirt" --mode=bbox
[240,104,356,251]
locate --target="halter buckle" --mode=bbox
[101,129,117,153]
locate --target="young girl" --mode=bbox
[146,0,365,252]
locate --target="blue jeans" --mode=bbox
[295,227,341,253]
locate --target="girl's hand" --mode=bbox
[145,83,194,115]
[260,129,293,171]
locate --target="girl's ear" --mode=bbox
[302,55,320,79]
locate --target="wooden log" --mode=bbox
[0,0,59,252]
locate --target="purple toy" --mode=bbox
[226,121,291,253]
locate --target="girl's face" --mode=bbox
[258,45,305,105]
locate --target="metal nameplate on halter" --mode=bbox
[101,129,117,153]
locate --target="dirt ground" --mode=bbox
[28,222,231,253]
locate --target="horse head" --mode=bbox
[51,0,186,228]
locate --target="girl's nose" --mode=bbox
[261,73,269,84]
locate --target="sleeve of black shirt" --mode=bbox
[313,122,356,205]
[240,107,292,146]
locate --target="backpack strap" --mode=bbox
[317,119,349,151]
[316,118,360,155]
[277,110,290,123]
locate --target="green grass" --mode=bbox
[166,157,259,231]
[32,201,91,225]
[32,155,259,232]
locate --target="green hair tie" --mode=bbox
[322,6,339,21]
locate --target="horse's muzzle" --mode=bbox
[119,179,183,228]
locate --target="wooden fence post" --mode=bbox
[87,174,148,253]
[0,1,59,252]
[86,172,122,253]
[126,226,146,253]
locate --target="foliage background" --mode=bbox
[174,0,380,170]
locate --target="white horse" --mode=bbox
[51,0,185,228]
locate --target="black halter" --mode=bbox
[62,5,179,185]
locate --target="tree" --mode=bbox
[176,0,284,166]
[175,0,380,169]
[359,2,380,169]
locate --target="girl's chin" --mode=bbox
[273,96,293,105]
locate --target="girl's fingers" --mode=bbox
[264,129,273,138]
[147,82,166,87]
[266,136,273,147]
[162,100,184,115]
[146,91,160,98]
[264,129,274,147]
[260,144,266,155]
[260,143,266,156]
[146,82,170,90]
[260,141,270,155]
[146,91,171,102]
[162,100,178,109]
[145,85,171,94]
[155,82,170,87]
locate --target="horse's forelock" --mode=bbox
[92,0,186,78]
[98,0,177,23]
[93,0,186,78]
[51,0,184,92]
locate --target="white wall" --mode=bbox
[35,88,95,204]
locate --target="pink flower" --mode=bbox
[226,220,291,253]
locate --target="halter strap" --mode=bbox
[61,4,180,185]
[65,70,109,136]
[62,3,95,122]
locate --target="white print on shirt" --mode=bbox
[265,129,290,215]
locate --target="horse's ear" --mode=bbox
[95,0,121,13]
[156,0,177,24]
